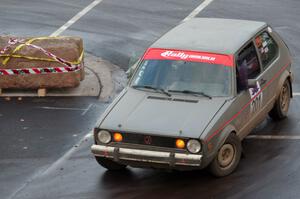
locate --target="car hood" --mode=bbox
[100,88,228,138]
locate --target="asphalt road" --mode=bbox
[0,97,108,199]
[1,0,300,198]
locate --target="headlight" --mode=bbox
[97,130,111,144]
[187,139,201,153]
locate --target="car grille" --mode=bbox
[119,132,186,149]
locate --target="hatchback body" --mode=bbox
[91,18,293,176]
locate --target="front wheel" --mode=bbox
[269,79,291,120]
[208,133,242,177]
[94,156,127,171]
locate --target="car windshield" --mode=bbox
[131,60,232,97]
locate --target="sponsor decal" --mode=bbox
[143,48,234,66]
[249,81,263,114]
[160,50,216,61]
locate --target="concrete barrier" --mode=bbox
[0,36,84,93]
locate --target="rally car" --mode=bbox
[91,18,293,177]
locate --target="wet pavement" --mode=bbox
[0,97,108,199]
[7,99,300,199]
[1,0,300,198]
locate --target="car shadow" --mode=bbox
[98,167,234,199]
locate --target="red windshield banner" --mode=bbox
[143,48,234,67]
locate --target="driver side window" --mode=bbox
[236,42,260,92]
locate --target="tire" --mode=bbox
[269,79,291,120]
[208,133,242,177]
[94,156,127,171]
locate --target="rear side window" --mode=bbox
[255,31,278,69]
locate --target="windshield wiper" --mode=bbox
[168,89,212,99]
[132,85,171,97]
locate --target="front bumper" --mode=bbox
[91,144,202,167]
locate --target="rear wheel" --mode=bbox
[95,156,127,170]
[208,133,242,177]
[269,79,291,120]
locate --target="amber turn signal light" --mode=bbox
[175,139,185,149]
[113,132,123,142]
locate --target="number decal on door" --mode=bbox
[249,81,263,114]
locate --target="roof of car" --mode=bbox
[151,18,267,54]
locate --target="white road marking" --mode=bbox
[38,106,86,111]
[38,104,93,116]
[50,0,103,36]
[246,135,300,140]
[293,92,300,96]
[84,133,93,139]
[182,0,214,22]
[81,104,93,116]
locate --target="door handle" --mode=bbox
[260,78,267,85]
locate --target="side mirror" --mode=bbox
[126,52,142,80]
[247,79,257,88]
